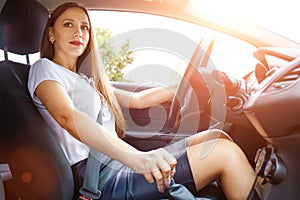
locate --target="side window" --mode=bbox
[90,11,257,84]
[0,50,39,64]
[89,11,205,86]
[0,50,3,61]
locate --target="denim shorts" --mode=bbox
[72,139,195,200]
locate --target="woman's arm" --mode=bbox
[35,80,176,191]
[113,84,178,109]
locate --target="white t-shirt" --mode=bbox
[28,58,116,165]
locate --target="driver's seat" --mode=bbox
[0,0,74,199]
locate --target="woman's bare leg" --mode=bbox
[186,130,256,200]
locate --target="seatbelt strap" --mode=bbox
[78,109,103,200]
[79,149,102,199]
[78,104,124,200]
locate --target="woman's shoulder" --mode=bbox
[31,58,70,75]
[31,58,54,72]
[29,58,68,79]
[28,58,74,92]
[32,58,54,68]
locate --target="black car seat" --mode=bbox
[0,0,74,199]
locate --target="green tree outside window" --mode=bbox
[95,28,134,82]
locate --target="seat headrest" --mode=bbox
[0,0,48,55]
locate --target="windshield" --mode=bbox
[190,0,300,44]
[89,10,257,81]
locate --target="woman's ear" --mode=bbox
[49,27,55,44]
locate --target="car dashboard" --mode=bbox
[241,47,300,139]
[228,47,300,199]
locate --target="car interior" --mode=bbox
[1,0,300,199]
[0,0,223,199]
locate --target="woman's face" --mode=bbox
[49,7,90,60]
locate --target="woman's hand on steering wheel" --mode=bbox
[212,69,241,95]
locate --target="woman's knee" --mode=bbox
[205,129,232,140]
[186,129,232,147]
[217,139,248,168]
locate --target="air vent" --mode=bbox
[266,66,300,92]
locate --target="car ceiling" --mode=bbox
[1,0,300,48]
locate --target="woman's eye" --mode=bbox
[81,25,89,31]
[64,22,73,27]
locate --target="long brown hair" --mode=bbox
[40,2,125,138]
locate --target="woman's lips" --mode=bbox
[69,41,83,46]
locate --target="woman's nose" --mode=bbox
[73,26,82,38]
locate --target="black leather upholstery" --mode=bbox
[0,0,48,55]
[0,0,74,199]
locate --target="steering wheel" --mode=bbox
[168,37,217,133]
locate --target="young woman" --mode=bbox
[27,2,255,199]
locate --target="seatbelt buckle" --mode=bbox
[78,195,90,200]
[79,187,101,200]
[78,194,101,200]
